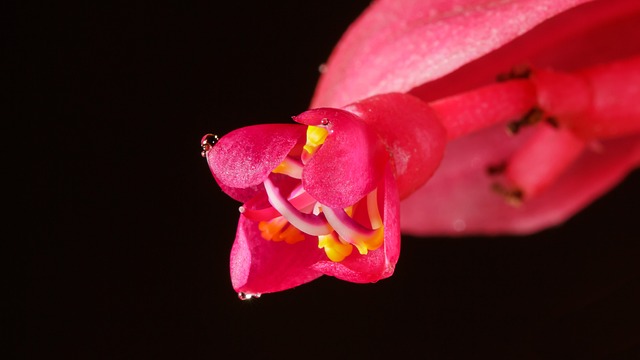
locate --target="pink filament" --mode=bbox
[263,177,331,236]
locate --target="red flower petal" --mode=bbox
[312,164,400,282]
[230,215,325,295]
[207,124,305,202]
[345,92,447,199]
[293,108,388,208]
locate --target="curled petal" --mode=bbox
[207,124,306,201]
[231,213,326,295]
[294,108,388,208]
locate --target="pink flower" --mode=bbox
[204,94,446,296]
[204,0,640,296]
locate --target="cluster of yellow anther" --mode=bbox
[258,217,305,244]
[302,125,329,163]
[257,124,384,263]
[318,233,353,262]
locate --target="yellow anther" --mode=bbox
[318,233,353,262]
[259,216,305,244]
[303,126,329,157]
[279,224,305,244]
[344,206,354,217]
[362,227,384,252]
[348,227,384,255]
[258,217,288,241]
[272,157,303,179]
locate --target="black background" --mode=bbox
[17,1,640,359]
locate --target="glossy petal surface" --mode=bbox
[345,92,447,199]
[400,0,640,235]
[231,214,325,294]
[294,108,387,208]
[312,0,593,108]
[207,124,305,202]
[313,0,640,235]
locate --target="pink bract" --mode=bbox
[206,0,640,295]
[314,0,640,235]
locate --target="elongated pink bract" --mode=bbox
[313,0,640,235]
[205,0,640,295]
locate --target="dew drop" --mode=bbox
[320,118,329,125]
[318,63,327,74]
[238,292,261,301]
[200,133,219,157]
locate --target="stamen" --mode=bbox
[258,217,305,244]
[486,161,508,176]
[278,224,306,244]
[272,156,303,179]
[302,125,329,163]
[322,204,384,255]
[491,183,524,207]
[318,232,353,262]
[506,107,544,135]
[264,177,331,236]
[496,64,531,82]
[240,188,319,222]
[258,217,288,240]
[366,189,383,229]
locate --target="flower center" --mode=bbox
[240,125,385,262]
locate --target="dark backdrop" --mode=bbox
[18,1,640,359]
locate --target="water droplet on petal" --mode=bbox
[320,118,329,125]
[238,292,261,301]
[318,63,327,74]
[200,133,219,157]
